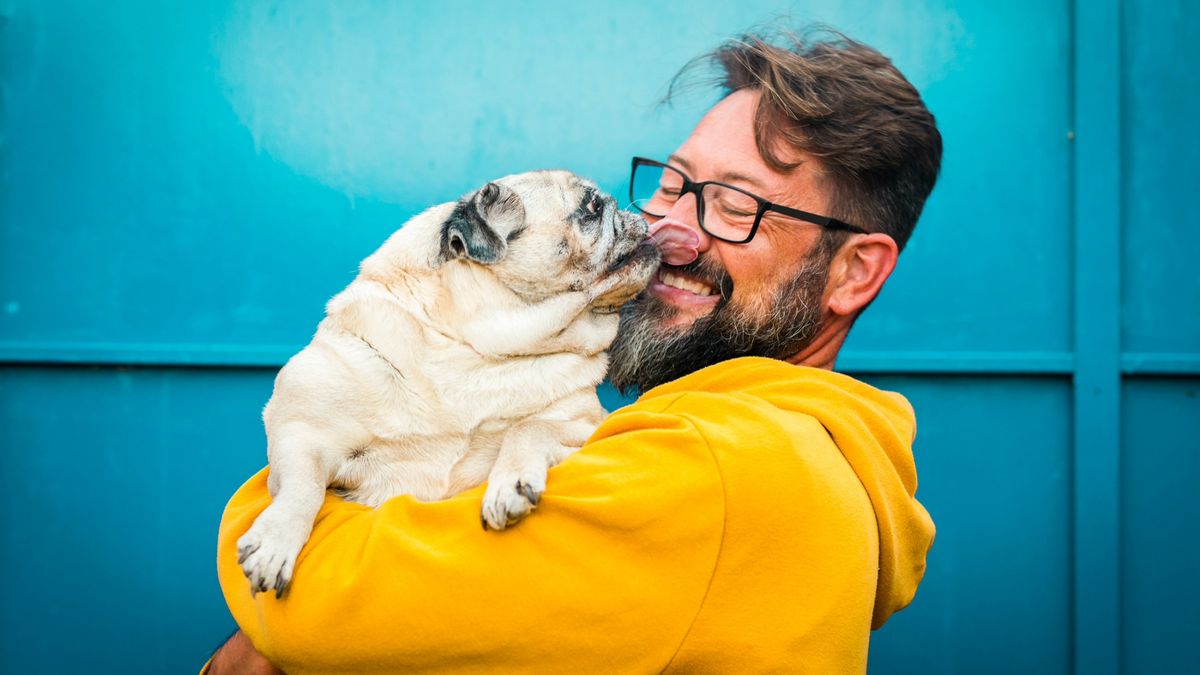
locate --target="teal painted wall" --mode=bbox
[1,1,1196,673]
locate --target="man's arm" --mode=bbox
[216,399,724,674]
[206,630,282,675]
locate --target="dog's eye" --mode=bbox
[585,194,603,217]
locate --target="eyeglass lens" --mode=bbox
[630,163,759,242]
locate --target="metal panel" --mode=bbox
[1117,3,1200,674]
[0,0,1073,360]
[863,376,1073,675]
[0,366,272,672]
[844,0,1075,356]
[1120,379,1200,675]
[1121,0,1200,357]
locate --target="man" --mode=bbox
[208,29,940,674]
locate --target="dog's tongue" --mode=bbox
[647,221,699,266]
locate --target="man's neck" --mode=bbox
[784,316,851,370]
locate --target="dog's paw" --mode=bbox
[236,510,309,598]
[481,474,545,531]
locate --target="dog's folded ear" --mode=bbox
[441,182,525,265]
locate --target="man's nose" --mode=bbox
[663,192,712,252]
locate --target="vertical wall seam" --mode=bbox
[1072,0,1124,673]
[1067,0,1079,668]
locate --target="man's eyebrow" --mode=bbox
[667,153,767,192]
[718,170,766,192]
[667,153,693,172]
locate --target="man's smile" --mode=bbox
[649,266,723,308]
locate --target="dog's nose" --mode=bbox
[618,209,649,238]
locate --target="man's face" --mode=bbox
[608,88,839,393]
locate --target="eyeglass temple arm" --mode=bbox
[768,202,868,234]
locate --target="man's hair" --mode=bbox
[670,28,942,250]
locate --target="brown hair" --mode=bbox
[670,28,942,251]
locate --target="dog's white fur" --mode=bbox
[237,171,658,596]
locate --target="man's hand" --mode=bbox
[207,630,284,675]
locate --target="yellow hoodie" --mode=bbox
[215,357,935,674]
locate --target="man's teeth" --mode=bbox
[660,270,715,296]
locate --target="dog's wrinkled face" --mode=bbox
[441,170,659,306]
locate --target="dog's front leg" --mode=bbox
[237,431,334,597]
[462,291,591,357]
[480,391,603,530]
[535,309,618,356]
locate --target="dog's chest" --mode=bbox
[425,349,606,427]
[334,347,605,504]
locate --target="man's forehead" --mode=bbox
[671,89,816,200]
[668,150,823,216]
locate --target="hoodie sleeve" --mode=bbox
[216,397,725,675]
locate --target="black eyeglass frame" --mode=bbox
[629,157,867,243]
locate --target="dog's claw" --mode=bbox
[237,542,259,565]
[519,481,541,506]
[481,514,489,531]
[482,473,547,531]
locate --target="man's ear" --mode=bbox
[440,182,525,264]
[825,233,899,317]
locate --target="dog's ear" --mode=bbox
[441,182,525,265]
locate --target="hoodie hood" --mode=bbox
[642,356,935,628]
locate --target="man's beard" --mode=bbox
[607,236,836,396]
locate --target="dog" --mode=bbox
[236,170,663,597]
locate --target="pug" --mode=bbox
[236,170,666,597]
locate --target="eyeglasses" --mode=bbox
[628,157,866,244]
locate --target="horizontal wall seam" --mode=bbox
[5,344,1197,376]
[1119,353,1200,375]
[0,342,1082,373]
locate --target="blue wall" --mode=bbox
[1,1,1196,673]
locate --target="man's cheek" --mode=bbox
[724,279,775,320]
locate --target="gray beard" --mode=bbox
[607,238,835,396]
